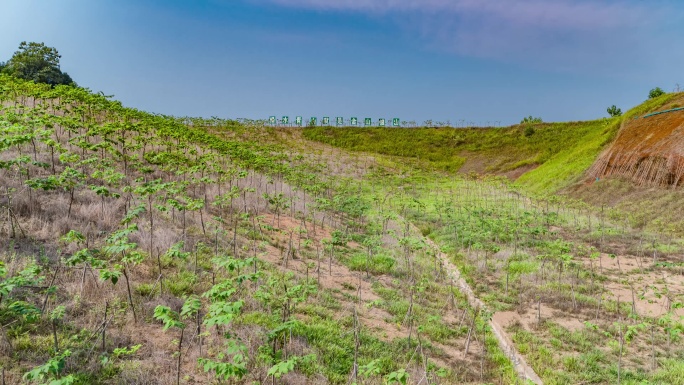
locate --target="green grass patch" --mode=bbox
[346,253,396,275]
[166,270,197,296]
[304,120,616,184]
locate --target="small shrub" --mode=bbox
[649,87,665,99]
[524,126,535,137]
[420,317,459,342]
[348,253,396,275]
[418,224,432,236]
[166,271,197,296]
[134,283,156,297]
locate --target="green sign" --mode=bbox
[274,115,399,127]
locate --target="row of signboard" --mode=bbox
[268,116,401,127]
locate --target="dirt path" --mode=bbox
[421,235,544,385]
[256,214,491,374]
[275,131,540,381]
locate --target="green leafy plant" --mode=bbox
[153,296,200,385]
[100,344,142,368]
[23,350,75,385]
[198,339,248,382]
[384,368,408,384]
[267,354,316,384]
[357,359,381,383]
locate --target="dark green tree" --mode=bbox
[3,41,75,86]
[607,105,622,117]
[649,87,665,99]
[520,116,542,124]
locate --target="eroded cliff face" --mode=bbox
[591,95,684,187]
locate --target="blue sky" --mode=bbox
[1,0,683,125]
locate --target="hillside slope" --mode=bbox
[303,119,621,194]
[0,74,520,384]
[303,94,684,235]
[303,94,684,196]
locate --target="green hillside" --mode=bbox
[303,120,617,195]
[2,73,683,385]
[303,92,680,195]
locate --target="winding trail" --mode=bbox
[422,235,543,384]
[285,129,542,383]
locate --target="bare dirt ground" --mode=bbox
[591,93,684,187]
[493,304,584,333]
[255,213,486,371]
[574,252,684,318]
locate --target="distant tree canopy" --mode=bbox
[520,116,543,124]
[648,87,665,99]
[607,105,622,117]
[2,41,75,87]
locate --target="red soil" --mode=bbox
[591,95,684,186]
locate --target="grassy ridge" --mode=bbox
[303,120,619,192]
[518,93,680,194]
[516,119,617,194]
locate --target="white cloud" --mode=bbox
[253,0,671,72]
[261,0,645,30]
